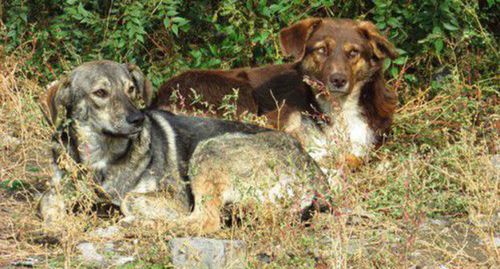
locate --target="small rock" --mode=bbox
[1,134,21,149]
[432,67,452,82]
[428,218,450,226]
[491,155,500,169]
[256,253,272,264]
[76,242,135,267]
[10,256,42,267]
[318,236,366,256]
[77,242,105,265]
[169,237,247,269]
[113,256,136,266]
[479,236,500,247]
[92,225,121,239]
[103,242,115,252]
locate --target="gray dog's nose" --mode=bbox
[329,73,347,88]
[126,112,145,125]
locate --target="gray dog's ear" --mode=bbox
[46,77,71,125]
[125,63,153,106]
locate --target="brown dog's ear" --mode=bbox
[46,77,71,125]
[126,63,153,106]
[358,21,398,60]
[279,18,322,60]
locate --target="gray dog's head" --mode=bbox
[46,60,153,137]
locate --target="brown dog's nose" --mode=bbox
[329,73,347,88]
[126,112,145,125]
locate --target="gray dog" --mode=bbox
[39,60,332,234]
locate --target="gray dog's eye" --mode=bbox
[93,89,109,98]
[348,49,359,58]
[128,86,135,94]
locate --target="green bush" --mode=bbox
[1,0,498,90]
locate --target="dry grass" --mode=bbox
[0,48,498,268]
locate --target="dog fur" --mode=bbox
[152,18,398,166]
[39,60,330,234]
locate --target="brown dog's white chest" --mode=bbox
[285,87,375,164]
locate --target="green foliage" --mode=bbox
[1,0,497,90]
[0,179,26,191]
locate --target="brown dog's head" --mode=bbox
[46,60,153,137]
[280,18,397,95]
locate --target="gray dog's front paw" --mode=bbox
[38,190,67,227]
[120,192,189,221]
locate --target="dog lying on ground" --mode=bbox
[152,63,296,116]
[152,18,398,167]
[39,60,331,235]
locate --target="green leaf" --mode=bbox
[376,22,387,29]
[172,17,188,24]
[442,22,458,31]
[396,48,407,55]
[434,39,444,54]
[163,18,170,29]
[0,179,26,191]
[172,24,179,36]
[431,80,442,89]
[387,17,400,27]
[393,56,407,65]
[26,165,40,172]
[166,10,178,17]
[404,74,417,82]
[432,26,443,35]
[77,4,90,18]
[374,0,388,8]
[383,58,391,71]
[390,66,399,78]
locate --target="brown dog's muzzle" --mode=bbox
[328,73,349,93]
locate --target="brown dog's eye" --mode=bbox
[315,47,327,55]
[348,49,359,58]
[93,89,109,98]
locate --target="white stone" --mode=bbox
[92,225,121,239]
[491,154,500,169]
[76,241,135,267]
[77,242,105,265]
[169,237,246,269]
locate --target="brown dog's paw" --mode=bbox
[343,154,364,170]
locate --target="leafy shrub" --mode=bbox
[1,0,497,91]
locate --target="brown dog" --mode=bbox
[152,18,398,166]
[152,63,295,116]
